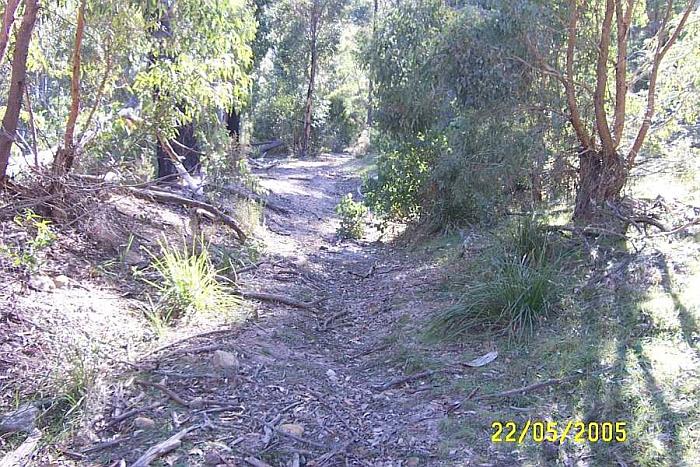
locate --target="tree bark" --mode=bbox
[226,107,241,143]
[0,0,40,181]
[0,0,20,64]
[300,1,321,158]
[53,0,86,176]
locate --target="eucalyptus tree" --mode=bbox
[517,0,697,221]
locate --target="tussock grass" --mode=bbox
[140,236,240,324]
[429,216,562,340]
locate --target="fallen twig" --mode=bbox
[241,291,321,310]
[131,425,199,467]
[474,366,613,401]
[81,437,129,454]
[0,428,41,467]
[135,381,190,407]
[102,401,163,430]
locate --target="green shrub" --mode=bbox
[363,134,445,220]
[335,193,368,239]
[140,237,239,323]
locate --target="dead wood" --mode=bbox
[131,425,199,467]
[474,366,613,401]
[81,437,129,454]
[319,310,349,330]
[240,291,321,310]
[135,380,191,407]
[102,401,163,430]
[127,187,246,242]
[0,428,41,467]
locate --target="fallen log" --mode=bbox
[128,187,246,243]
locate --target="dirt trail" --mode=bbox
[84,155,467,466]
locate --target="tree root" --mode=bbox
[127,187,246,242]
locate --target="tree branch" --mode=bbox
[627,0,696,165]
[594,0,617,155]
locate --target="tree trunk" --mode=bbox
[226,107,241,143]
[0,0,40,182]
[156,122,201,180]
[300,5,320,158]
[53,0,86,176]
[573,149,628,221]
[0,0,20,64]
[366,0,378,127]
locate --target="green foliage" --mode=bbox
[0,210,56,273]
[140,237,239,323]
[335,193,367,239]
[363,133,444,220]
[250,0,364,155]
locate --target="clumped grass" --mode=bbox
[429,216,562,340]
[140,237,240,323]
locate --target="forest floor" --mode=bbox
[1,154,699,466]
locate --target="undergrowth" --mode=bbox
[335,193,368,239]
[139,236,240,324]
[429,216,564,340]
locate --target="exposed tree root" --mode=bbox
[127,187,246,242]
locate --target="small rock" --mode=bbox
[212,350,239,376]
[189,397,204,409]
[278,423,304,437]
[203,450,221,466]
[326,368,338,383]
[406,457,420,467]
[133,416,156,430]
[52,275,71,288]
[28,275,55,292]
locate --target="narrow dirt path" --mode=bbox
[87,155,466,466]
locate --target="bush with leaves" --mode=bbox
[335,193,367,239]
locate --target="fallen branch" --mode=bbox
[128,187,246,242]
[240,291,321,310]
[319,310,349,330]
[131,425,199,467]
[474,366,613,401]
[135,380,191,407]
[0,428,41,467]
[102,401,163,430]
